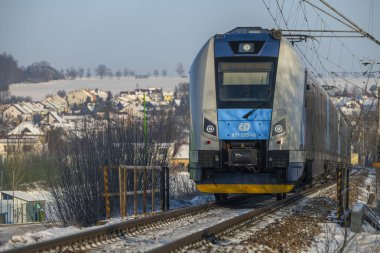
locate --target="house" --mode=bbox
[163,91,174,103]
[66,90,92,107]
[2,104,30,121]
[89,89,108,101]
[0,122,45,160]
[0,191,46,224]
[45,95,68,110]
[0,104,10,120]
[7,122,44,137]
[118,102,144,118]
[148,87,163,101]
[171,144,189,169]
[41,111,66,125]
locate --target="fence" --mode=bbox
[102,165,169,219]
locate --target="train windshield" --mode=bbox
[218,62,273,101]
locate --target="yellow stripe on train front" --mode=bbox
[196,184,294,194]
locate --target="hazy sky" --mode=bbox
[0,0,379,75]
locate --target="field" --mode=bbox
[9,76,189,101]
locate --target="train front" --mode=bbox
[189,27,306,196]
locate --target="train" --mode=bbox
[189,27,351,201]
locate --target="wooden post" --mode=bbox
[118,166,124,219]
[337,164,342,221]
[152,169,155,213]
[165,166,170,211]
[134,167,138,216]
[345,166,349,211]
[143,168,147,214]
[160,167,165,212]
[103,166,111,220]
[124,167,127,217]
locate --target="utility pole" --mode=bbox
[377,87,380,210]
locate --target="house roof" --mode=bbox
[44,111,65,124]
[1,191,45,202]
[7,122,44,136]
[22,102,42,112]
[13,104,29,114]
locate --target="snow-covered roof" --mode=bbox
[7,122,44,136]
[45,111,65,124]
[13,104,29,114]
[1,191,45,202]
[22,102,42,112]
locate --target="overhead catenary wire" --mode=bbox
[318,0,380,46]
[262,0,380,136]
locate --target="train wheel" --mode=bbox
[214,193,228,203]
[276,193,287,201]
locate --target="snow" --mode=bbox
[9,77,188,101]
[308,167,380,253]
[0,171,214,251]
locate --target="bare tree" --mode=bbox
[57,89,66,98]
[86,68,91,79]
[47,112,176,226]
[153,69,159,77]
[123,68,129,77]
[107,68,113,78]
[175,63,185,77]
[66,67,77,80]
[115,70,122,79]
[95,64,108,79]
[78,67,84,79]
[161,69,167,76]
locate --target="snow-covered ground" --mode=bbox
[309,168,380,253]
[0,171,213,251]
[182,167,380,253]
[9,76,188,101]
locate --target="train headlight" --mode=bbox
[272,118,287,136]
[239,42,254,53]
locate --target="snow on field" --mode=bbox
[9,76,188,101]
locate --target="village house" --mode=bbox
[163,91,174,103]
[171,144,189,169]
[2,104,31,122]
[66,89,93,107]
[45,95,68,109]
[41,111,66,125]
[148,87,163,101]
[0,122,45,161]
[89,89,108,101]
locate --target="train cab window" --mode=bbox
[217,62,273,102]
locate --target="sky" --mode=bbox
[0,0,379,75]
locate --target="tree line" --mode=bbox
[0,52,187,101]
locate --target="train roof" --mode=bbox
[215,27,279,41]
[226,27,271,35]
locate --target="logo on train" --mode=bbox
[206,125,215,134]
[238,122,251,132]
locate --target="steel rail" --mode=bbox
[147,181,337,253]
[2,195,250,253]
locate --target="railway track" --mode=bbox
[147,181,338,253]
[4,170,357,253]
[2,194,258,253]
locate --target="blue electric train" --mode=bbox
[189,27,351,201]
